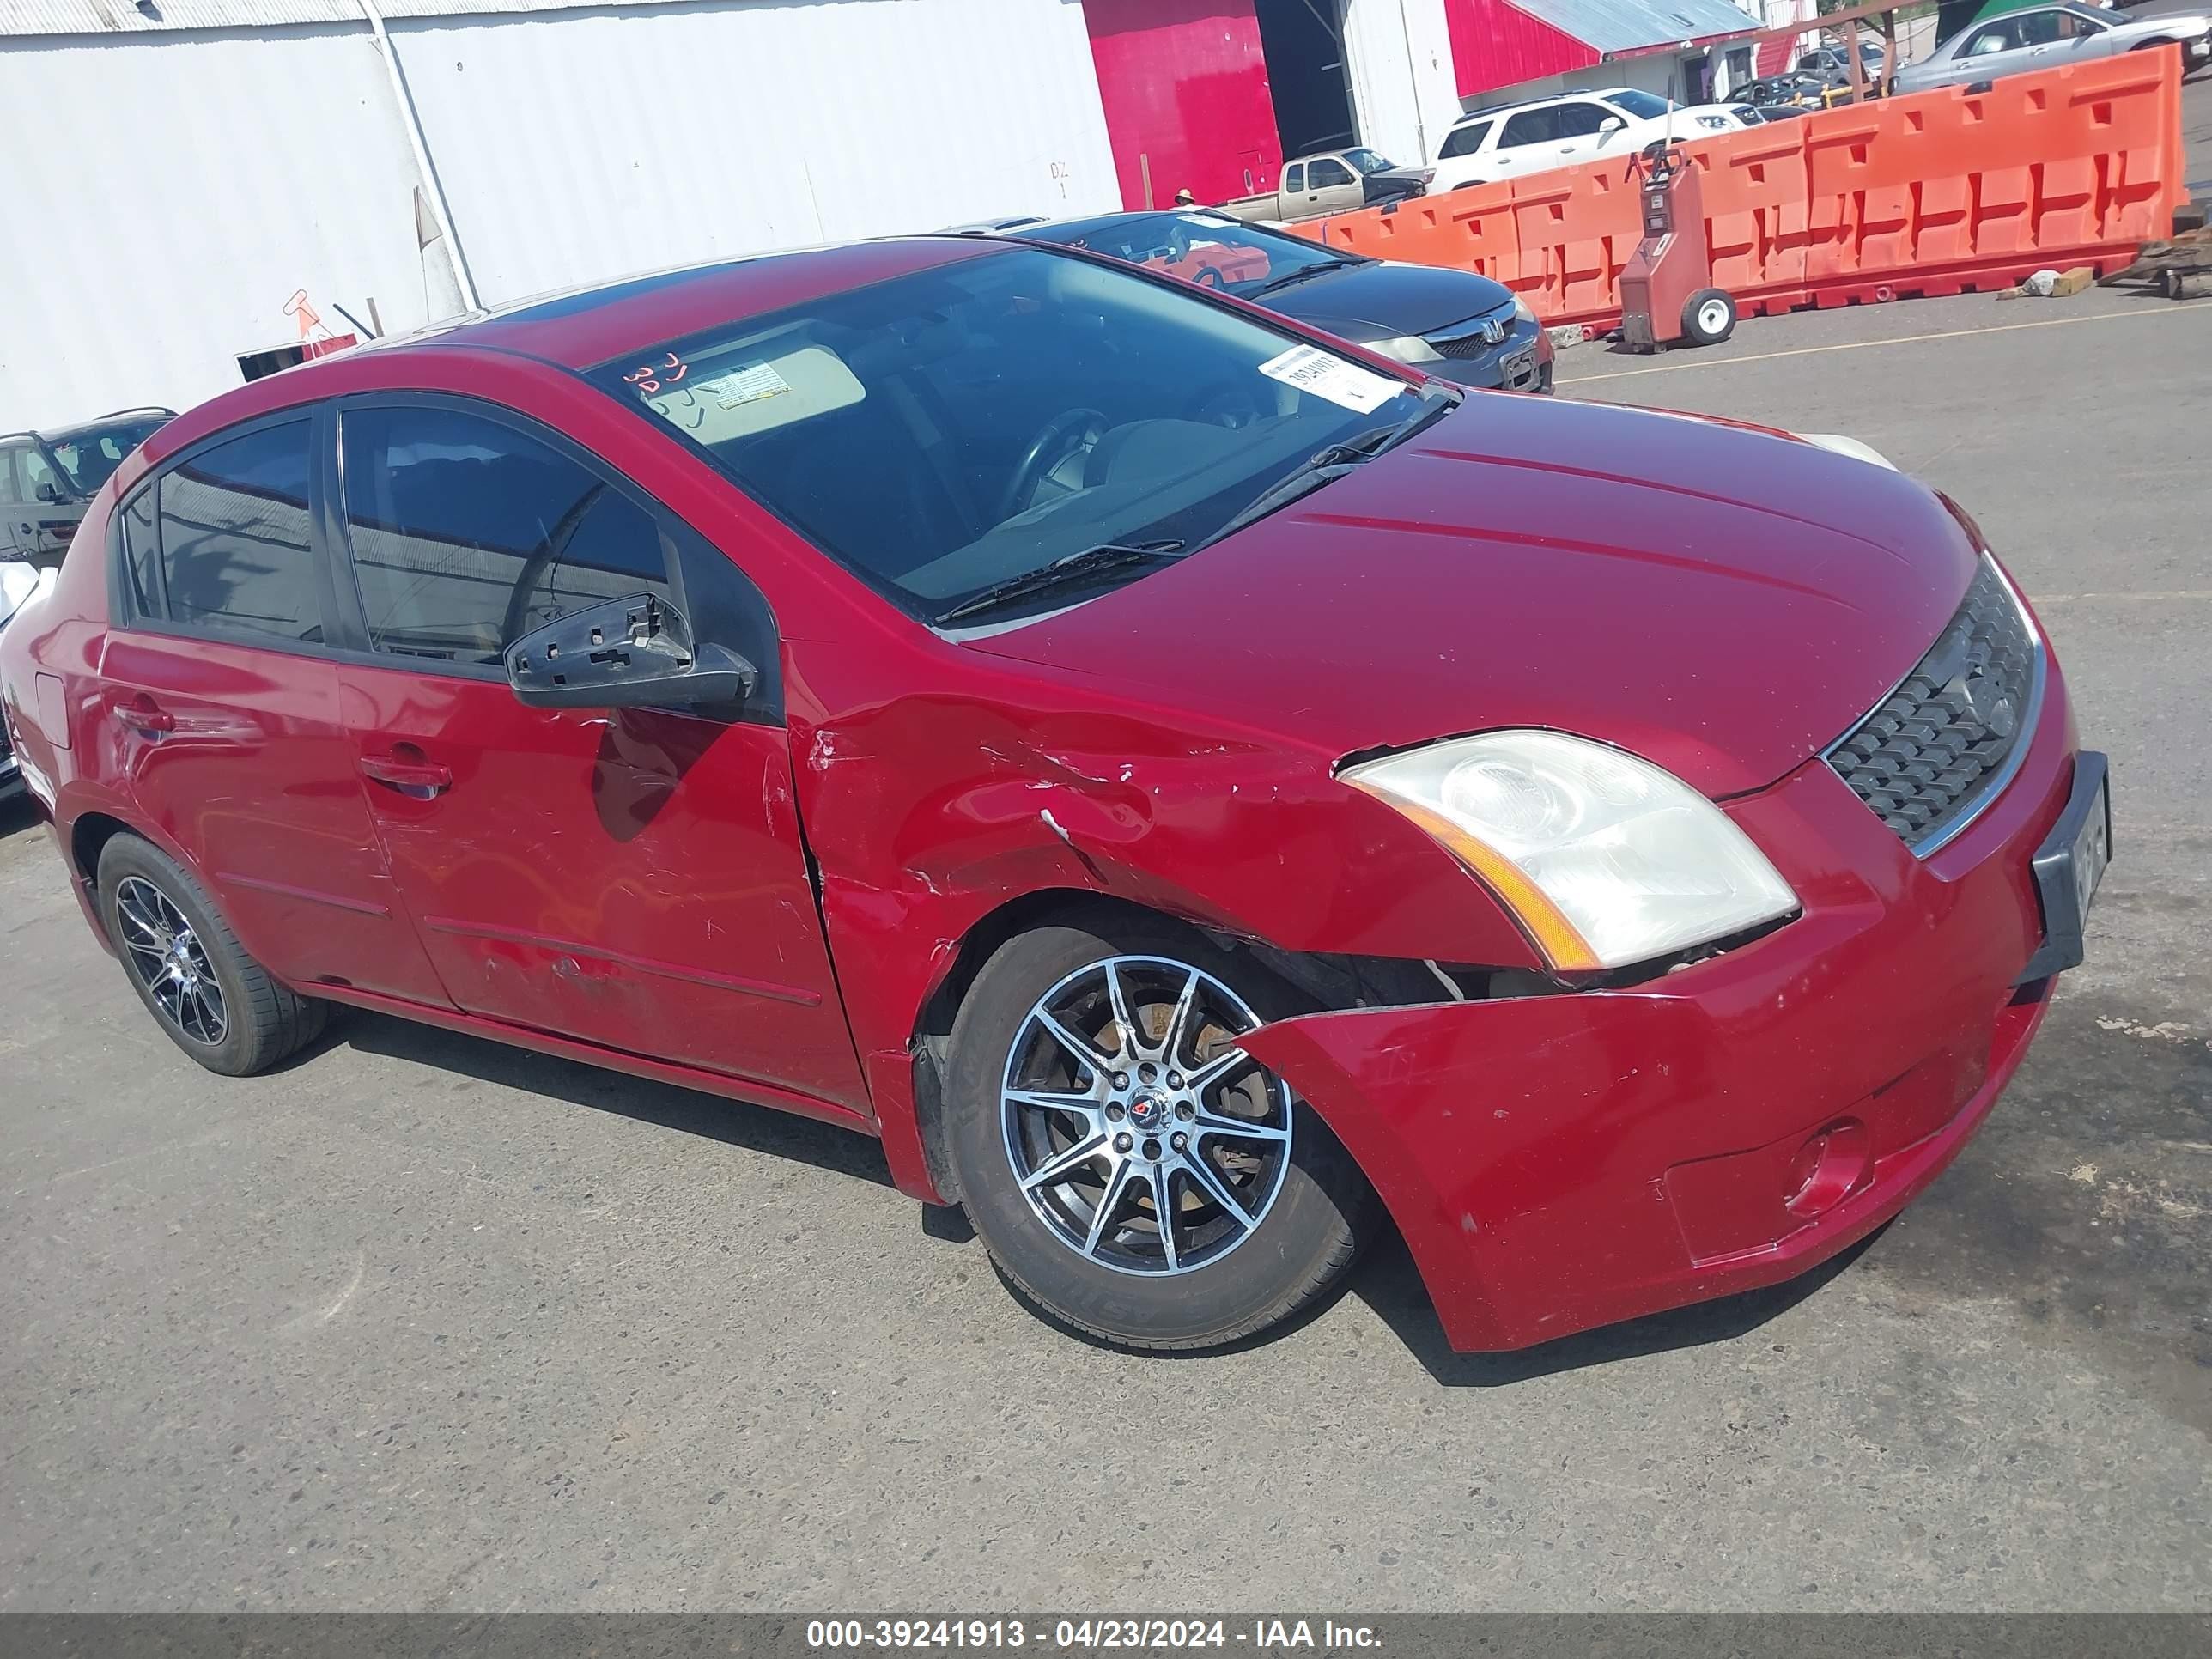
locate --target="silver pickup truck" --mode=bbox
[1210,145,1430,225]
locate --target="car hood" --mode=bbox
[2116,14,2209,36]
[1269,259,1512,339]
[964,395,1979,799]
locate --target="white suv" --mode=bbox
[1429,88,1750,192]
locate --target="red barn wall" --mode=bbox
[1442,0,1601,100]
[1082,0,1285,208]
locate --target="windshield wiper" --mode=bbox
[936,539,1187,626]
[1241,264,1346,299]
[1193,386,1462,552]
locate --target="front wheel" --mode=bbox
[1681,287,1738,347]
[942,915,1374,1351]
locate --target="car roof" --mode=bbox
[1451,87,1631,125]
[274,238,1008,386]
[1013,207,1242,241]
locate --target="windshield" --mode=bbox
[595,246,1426,625]
[1604,88,1675,120]
[45,416,168,496]
[1030,211,1354,302]
[1343,147,1397,175]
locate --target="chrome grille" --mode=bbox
[1826,556,2043,853]
[1426,307,1516,361]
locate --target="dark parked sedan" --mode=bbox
[1018,210,1552,393]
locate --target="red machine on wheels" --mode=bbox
[1619,140,1736,352]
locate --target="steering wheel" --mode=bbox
[999,407,1109,520]
[1191,264,1228,288]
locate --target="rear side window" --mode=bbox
[1438,121,1491,160]
[157,421,320,641]
[1284,163,1306,191]
[337,404,672,667]
[120,489,161,616]
[1499,106,1561,148]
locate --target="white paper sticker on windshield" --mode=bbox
[696,361,793,410]
[1256,345,1401,414]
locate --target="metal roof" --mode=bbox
[0,0,698,37]
[1512,0,1765,54]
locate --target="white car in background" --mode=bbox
[1428,87,1751,192]
[1893,2,2209,94]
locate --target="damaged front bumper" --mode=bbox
[1243,668,2087,1353]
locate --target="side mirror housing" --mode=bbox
[1599,116,1628,135]
[504,592,756,711]
[33,482,64,504]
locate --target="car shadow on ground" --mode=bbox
[1350,1227,1880,1387]
[290,1000,1881,1377]
[325,1004,901,1192]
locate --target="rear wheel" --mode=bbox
[97,835,325,1076]
[942,913,1375,1351]
[1681,287,1738,346]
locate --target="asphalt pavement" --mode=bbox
[4,80,2209,1616]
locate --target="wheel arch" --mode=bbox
[892,886,1454,1210]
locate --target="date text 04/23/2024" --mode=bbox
[805,1620,1383,1651]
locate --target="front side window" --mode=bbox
[595,246,1431,626]
[1308,159,1355,188]
[157,422,320,642]
[21,446,62,502]
[1961,21,2020,56]
[338,404,672,667]
[1555,102,1614,138]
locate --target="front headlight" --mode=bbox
[1510,294,1537,325]
[1695,114,1733,130]
[1342,730,1798,972]
[1367,333,1443,366]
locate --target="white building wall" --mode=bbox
[388,0,1121,305]
[1339,0,1462,169]
[0,24,436,429]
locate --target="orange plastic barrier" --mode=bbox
[1297,48,2184,331]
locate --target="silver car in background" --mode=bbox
[1893,2,2210,94]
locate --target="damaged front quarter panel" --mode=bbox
[782,641,1546,1206]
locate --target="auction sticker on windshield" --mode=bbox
[1257,344,1402,414]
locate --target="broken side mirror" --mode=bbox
[503,592,756,711]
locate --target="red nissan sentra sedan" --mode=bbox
[0,238,2110,1352]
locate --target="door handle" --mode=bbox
[111,699,175,734]
[358,751,453,794]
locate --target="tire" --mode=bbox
[1681,287,1737,347]
[942,909,1376,1352]
[96,834,326,1076]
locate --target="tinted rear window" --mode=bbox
[157,422,321,641]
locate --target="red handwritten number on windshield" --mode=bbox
[623,351,688,395]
